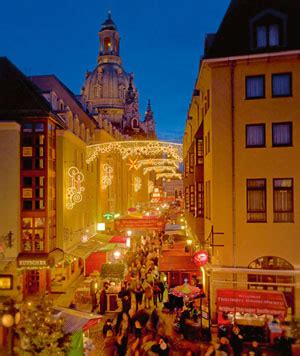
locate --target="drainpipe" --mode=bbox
[230,61,236,270]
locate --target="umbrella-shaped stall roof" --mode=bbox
[172,283,201,298]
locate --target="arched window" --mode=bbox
[248,256,294,316]
[80,123,85,140]
[104,37,112,53]
[132,119,138,129]
[74,116,80,136]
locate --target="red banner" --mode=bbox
[216,289,287,316]
[115,218,165,230]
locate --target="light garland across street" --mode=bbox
[143,166,177,175]
[86,140,183,164]
[137,158,180,169]
[156,172,182,180]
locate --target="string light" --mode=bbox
[134,177,142,192]
[101,164,113,190]
[156,172,182,180]
[127,157,139,171]
[86,140,183,163]
[66,167,85,209]
[143,166,177,175]
[148,180,154,194]
[137,158,180,168]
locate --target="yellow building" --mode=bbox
[183,0,300,321]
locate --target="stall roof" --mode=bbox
[98,243,117,252]
[66,234,110,259]
[165,224,181,231]
[109,236,127,244]
[52,307,102,333]
[216,289,287,317]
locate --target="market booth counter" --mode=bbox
[216,289,288,342]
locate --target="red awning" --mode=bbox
[109,236,127,243]
[216,289,287,317]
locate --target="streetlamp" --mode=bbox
[0,299,20,355]
[113,250,121,260]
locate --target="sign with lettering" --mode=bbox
[115,218,165,231]
[216,289,287,316]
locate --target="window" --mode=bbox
[196,182,204,217]
[247,179,266,222]
[190,185,195,212]
[256,24,279,48]
[272,122,292,146]
[272,73,292,97]
[184,157,189,178]
[273,178,293,222]
[196,139,204,164]
[246,124,265,147]
[189,152,194,173]
[246,76,265,99]
[185,186,189,211]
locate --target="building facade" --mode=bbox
[183,0,300,321]
[0,13,156,299]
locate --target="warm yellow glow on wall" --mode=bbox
[66,167,85,209]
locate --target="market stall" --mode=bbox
[216,289,288,342]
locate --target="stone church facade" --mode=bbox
[80,12,156,139]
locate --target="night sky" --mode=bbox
[0,0,230,141]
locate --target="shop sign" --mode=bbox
[216,289,287,316]
[193,250,209,267]
[17,254,54,269]
[115,218,165,230]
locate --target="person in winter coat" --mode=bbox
[134,282,144,311]
[230,326,244,356]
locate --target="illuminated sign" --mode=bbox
[193,250,209,267]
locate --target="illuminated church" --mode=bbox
[80,12,156,138]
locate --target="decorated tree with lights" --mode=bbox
[15,295,71,355]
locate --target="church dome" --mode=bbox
[82,62,131,110]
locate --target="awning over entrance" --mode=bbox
[52,307,102,333]
[67,235,107,260]
[216,289,288,317]
[17,253,54,269]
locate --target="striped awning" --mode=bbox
[52,307,102,333]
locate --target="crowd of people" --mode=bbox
[97,230,181,355]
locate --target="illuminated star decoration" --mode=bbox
[126,157,139,171]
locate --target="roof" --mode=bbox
[0,57,64,127]
[204,0,300,59]
[29,75,98,129]
[52,307,102,333]
[101,12,117,31]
